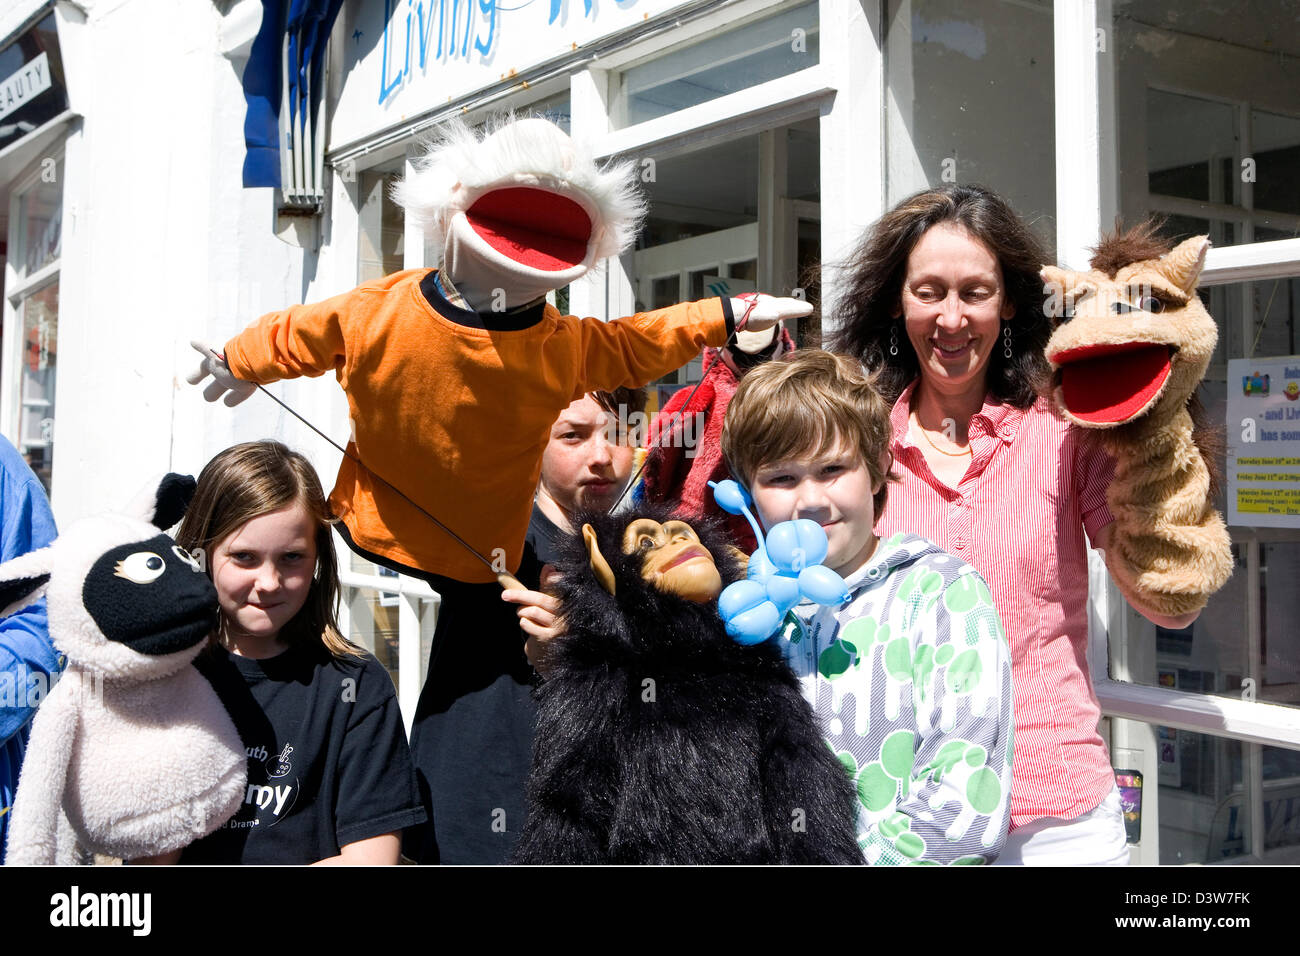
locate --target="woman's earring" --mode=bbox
[889,324,899,357]
[1002,323,1013,359]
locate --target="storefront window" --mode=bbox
[1152,729,1300,863]
[1260,745,1300,854]
[1252,109,1300,221]
[1100,15,1300,840]
[885,0,1056,256]
[1147,90,1237,208]
[335,534,438,706]
[527,91,571,133]
[1156,727,1249,864]
[612,1,819,129]
[1114,1,1300,246]
[5,157,63,494]
[1114,271,1300,712]
[346,573,402,689]
[1233,247,1300,367]
[630,133,762,357]
[16,169,61,278]
[627,117,819,397]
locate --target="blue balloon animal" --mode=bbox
[710,479,851,644]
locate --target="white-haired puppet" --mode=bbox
[188,116,810,587]
[2,475,245,865]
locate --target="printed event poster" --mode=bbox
[1227,356,1300,528]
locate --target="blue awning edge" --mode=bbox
[241,0,344,190]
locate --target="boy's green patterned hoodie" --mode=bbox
[783,531,1014,865]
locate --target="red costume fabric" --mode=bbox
[641,329,796,551]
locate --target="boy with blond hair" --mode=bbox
[721,350,1013,864]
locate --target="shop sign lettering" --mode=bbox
[378,0,607,103]
[0,51,51,122]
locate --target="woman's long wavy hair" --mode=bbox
[176,440,358,658]
[827,184,1053,409]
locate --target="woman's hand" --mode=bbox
[502,565,564,675]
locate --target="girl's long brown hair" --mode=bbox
[176,440,359,658]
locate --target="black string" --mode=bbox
[253,300,750,552]
[254,384,501,577]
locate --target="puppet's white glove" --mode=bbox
[729,294,813,336]
[187,341,256,407]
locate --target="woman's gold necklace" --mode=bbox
[912,412,972,457]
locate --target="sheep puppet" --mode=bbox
[2,474,245,865]
[512,505,862,865]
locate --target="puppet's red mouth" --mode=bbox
[1049,342,1173,425]
[663,546,711,572]
[466,187,592,271]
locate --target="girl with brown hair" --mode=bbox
[143,440,425,864]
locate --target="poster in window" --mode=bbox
[1227,357,1300,528]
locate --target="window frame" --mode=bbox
[1,149,63,486]
[1068,0,1300,864]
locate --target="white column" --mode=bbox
[818,0,884,340]
[1071,0,1145,862]
[1054,0,1102,270]
[569,67,615,319]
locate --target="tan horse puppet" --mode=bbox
[1041,223,1233,618]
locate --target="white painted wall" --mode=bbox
[48,0,350,525]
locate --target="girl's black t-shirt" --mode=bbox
[180,644,426,864]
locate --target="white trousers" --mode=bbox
[992,784,1131,866]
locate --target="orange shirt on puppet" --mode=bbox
[224,268,731,583]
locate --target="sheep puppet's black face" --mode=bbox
[0,473,220,680]
[81,534,217,657]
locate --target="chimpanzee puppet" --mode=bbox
[511,505,862,865]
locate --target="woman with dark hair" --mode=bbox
[831,184,1198,865]
[831,184,1053,411]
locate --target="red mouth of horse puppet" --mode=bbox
[1050,340,1175,426]
[1043,224,1217,434]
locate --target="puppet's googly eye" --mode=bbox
[637,535,656,552]
[1139,295,1165,314]
[114,552,166,584]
